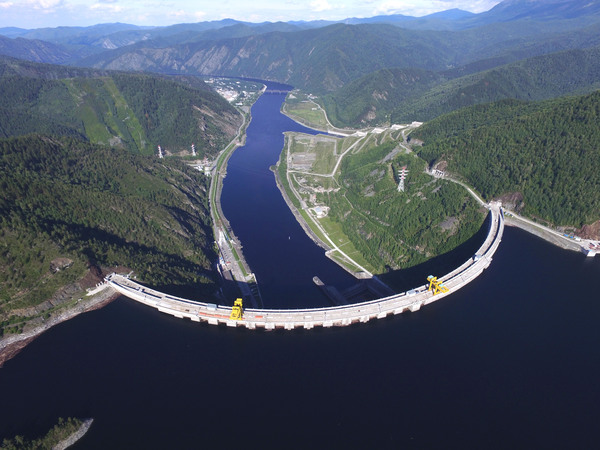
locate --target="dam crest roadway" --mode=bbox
[106,202,504,330]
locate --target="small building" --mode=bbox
[313,206,329,218]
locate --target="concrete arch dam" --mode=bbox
[107,203,504,330]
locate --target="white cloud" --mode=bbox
[0,2,14,8]
[310,0,332,12]
[90,2,123,13]
[28,0,63,9]
[193,11,207,20]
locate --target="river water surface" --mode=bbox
[1,82,599,449]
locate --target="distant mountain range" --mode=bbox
[4,0,600,47]
[1,0,600,125]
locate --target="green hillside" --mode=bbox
[0,134,219,327]
[391,45,600,123]
[412,92,600,228]
[0,57,242,156]
[321,68,443,127]
[329,138,485,273]
[321,45,600,128]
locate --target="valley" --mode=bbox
[1,2,600,447]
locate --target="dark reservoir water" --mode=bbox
[1,82,600,448]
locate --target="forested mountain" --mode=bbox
[474,0,600,23]
[76,20,587,93]
[67,8,600,96]
[0,135,219,319]
[0,21,301,52]
[412,91,600,231]
[324,45,600,126]
[0,35,73,64]
[1,0,600,99]
[0,59,242,322]
[321,68,443,126]
[0,57,242,156]
[76,24,457,93]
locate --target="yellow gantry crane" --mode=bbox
[427,275,449,296]
[230,298,244,320]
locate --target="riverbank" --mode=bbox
[272,144,372,278]
[281,92,354,136]
[0,285,118,368]
[504,210,596,254]
[208,87,268,306]
[53,418,94,450]
[209,110,254,279]
[272,165,331,253]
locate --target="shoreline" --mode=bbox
[0,286,119,368]
[280,95,355,136]
[282,97,598,260]
[0,85,262,369]
[209,88,265,302]
[271,165,332,253]
[504,212,595,254]
[53,418,94,450]
[271,165,369,280]
[272,149,373,278]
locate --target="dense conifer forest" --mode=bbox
[0,135,218,321]
[412,92,600,228]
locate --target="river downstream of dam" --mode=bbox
[0,82,599,448]
[220,82,358,308]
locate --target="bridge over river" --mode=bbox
[107,203,504,330]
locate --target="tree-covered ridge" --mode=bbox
[390,45,600,123]
[321,68,443,127]
[0,57,242,156]
[412,91,600,228]
[320,45,600,128]
[111,73,241,154]
[0,135,218,316]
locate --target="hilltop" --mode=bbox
[0,56,242,156]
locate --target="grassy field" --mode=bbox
[318,217,375,271]
[283,94,330,129]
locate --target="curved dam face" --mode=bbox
[107,203,504,330]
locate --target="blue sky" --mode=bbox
[0,0,501,29]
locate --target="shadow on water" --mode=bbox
[376,212,491,294]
